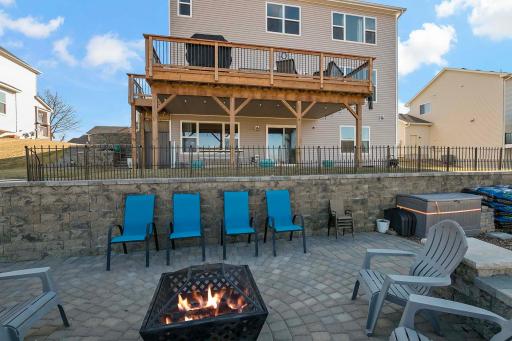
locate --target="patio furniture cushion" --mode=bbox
[359,269,414,301]
[266,190,294,227]
[390,327,429,341]
[123,194,155,237]
[173,193,201,234]
[111,234,147,243]
[170,230,202,239]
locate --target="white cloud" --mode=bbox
[0,11,63,38]
[0,0,15,6]
[84,33,143,73]
[398,101,409,114]
[436,0,512,41]
[53,37,77,66]
[398,23,457,77]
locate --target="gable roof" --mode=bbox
[0,47,41,75]
[398,114,432,126]
[406,67,510,107]
[86,126,131,135]
[68,135,89,144]
[35,96,52,112]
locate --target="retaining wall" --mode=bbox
[1,172,511,261]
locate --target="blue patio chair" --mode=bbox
[221,191,258,260]
[265,190,306,256]
[106,194,158,271]
[167,193,205,265]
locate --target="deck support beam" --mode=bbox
[229,97,236,166]
[355,103,363,168]
[140,113,146,169]
[296,101,303,163]
[130,105,137,169]
[151,92,159,169]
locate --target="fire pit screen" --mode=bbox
[140,263,268,341]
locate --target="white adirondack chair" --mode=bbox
[352,219,468,336]
[0,267,69,340]
[390,294,512,341]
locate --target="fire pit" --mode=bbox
[140,263,268,341]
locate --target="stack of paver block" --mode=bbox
[463,186,512,229]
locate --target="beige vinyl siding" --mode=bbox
[505,78,512,137]
[169,0,398,146]
[397,121,430,146]
[407,70,504,147]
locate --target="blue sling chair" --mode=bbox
[221,191,258,260]
[265,190,306,256]
[106,194,159,271]
[167,193,205,265]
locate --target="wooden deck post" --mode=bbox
[130,104,137,169]
[355,103,363,168]
[151,93,159,169]
[296,101,302,163]
[140,113,146,169]
[229,97,236,166]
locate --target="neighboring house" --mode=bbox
[402,68,512,147]
[128,0,405,166]
[0,47,52,139]
[68,126,131,144]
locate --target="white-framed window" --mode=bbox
[266,2,301,36]
[420,103,431,115]
[332,12,376,44]
[344,68,377,102]
[0,91,5,115]
[340,126,370,152]
[181,121,240,152]
[177,0,192,17]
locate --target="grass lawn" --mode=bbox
[0,139,73,180]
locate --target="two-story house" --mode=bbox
[128,0,405,167]
[401,68,512,147]
[0,47,52,139]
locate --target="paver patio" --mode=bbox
[0,233,484,340]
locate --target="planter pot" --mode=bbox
[376,219,390,234]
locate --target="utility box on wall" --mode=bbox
[396,193,482,237]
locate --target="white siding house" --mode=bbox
[0,47,51,139]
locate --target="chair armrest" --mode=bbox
[267,216,275,228]
[362,249,417,269]
[0,267,54,292]
[250,217,256,231]
[345,209,352,216]
[399,294,509,331]
[293,214,305,228]
[386,274,451,287]
[145,222,155,239]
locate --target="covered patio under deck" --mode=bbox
[129,34,375,169]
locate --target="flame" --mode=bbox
[170,285,248,323]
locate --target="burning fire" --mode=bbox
[163,285,248,324]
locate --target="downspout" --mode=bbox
[14,92,18,135]
[504,74,512,146]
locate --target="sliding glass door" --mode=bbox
[267,126,296,164]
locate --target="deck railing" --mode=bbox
[128,74,151,102]
[145,34,373,90]
[25,145,512,181]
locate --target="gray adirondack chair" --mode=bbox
[352,219,468,336]
[390,294,512,341]
[0,267,69,341]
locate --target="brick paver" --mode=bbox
[0,233,484,340]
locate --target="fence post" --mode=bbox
[417,146,421,172]
[317,146,322,173]
[189,146,193,177]
[499,147,504,171]
[139,145,144,178]
[25,146,31,181]
[84,145,90,180]
[386,146,391,172]
[473,147,478,171]
[446,147,451,172]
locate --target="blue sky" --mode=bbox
[1,0,511,139]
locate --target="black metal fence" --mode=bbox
[25,144,512,181]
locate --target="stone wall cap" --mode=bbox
[0,170,511,188]
[474,275,512,305]
[463,238,512,271]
